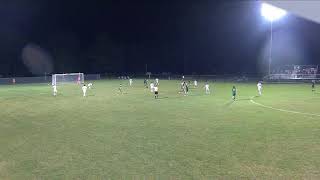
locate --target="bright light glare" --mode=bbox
[261,3,287,22]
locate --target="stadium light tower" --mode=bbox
[261,2,286,76]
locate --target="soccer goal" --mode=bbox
[52,73,84,85]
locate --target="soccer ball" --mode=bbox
[88,83,93,89]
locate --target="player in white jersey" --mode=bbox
[194,80,198,87]
[204,83,210,94]
[257,81,262,96]
[154,86,159,99]
[150,82,155,92]
[82,84,87,97]
[88,83,93,89]
[129,79,133,86]
[155,78,159,85]
[52,85,57,96]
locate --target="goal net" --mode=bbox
[52,73,84,85]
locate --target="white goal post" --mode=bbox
[52,73,84,85]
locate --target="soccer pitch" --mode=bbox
[0,79,320,179]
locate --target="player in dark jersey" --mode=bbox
[232,86,237,100]
[144,79,148,88]
[185,83,189,94]
[312,80,315,92]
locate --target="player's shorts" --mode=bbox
[155,91,158,95]
[232,92,236,96]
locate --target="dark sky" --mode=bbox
[1,0,320,77]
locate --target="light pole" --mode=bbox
[261,2,286,76]
[269,20,273,76]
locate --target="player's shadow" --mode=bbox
[237,97,254,101]
[158,93,207,100]
[157,96,169,99]
[249,96,260,100]
[225,100,234,107]
[157,95,186,100]
[117,92,128,95]
[189,93,207,97]
[224,97,254,107]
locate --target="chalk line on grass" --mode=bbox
[250,96,320,117]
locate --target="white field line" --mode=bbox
[250,96,320,117]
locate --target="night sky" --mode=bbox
[1,0,320,77]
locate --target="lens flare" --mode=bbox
[261,3,287,22]
[22,43,53,75]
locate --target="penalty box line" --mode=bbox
[250,96,320,117]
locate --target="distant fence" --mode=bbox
[2,73,314,85]
[102,73,263,83]
[261,74,318,83]
[0,74,101,85]
[107,73,317,84]
[85,74,101,81]
[268,74,320,80]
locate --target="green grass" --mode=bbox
[0,80,320,179]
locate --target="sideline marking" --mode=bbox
[250,96,320,117]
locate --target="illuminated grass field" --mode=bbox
[0,79,320,179]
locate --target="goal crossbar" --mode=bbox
[52,73,84,85]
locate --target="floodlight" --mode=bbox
[261,2,286,22]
